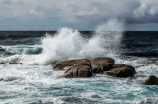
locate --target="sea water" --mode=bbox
[0,22,158,103]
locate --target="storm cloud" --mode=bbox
[0,0,158,30]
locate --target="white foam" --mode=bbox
[33,19,125,64]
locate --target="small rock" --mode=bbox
[144,75,158,85]
[0,76,23,82]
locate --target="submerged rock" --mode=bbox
[0,76,23,82]
[52,59,90,70]
[0,61,22,64]
[105,64,136,78]
[90,57,115,74]
[144,75,158,85]
[59,64,92,78]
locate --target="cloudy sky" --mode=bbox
[0,0,158,31]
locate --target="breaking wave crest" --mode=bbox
[36,18,124,64]
[1,18,124,65]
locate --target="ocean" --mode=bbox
[0,28,158,104]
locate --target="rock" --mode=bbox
[0,76,23,82]
[144,75,158,85]
[90,57,115,74]
[105,64,136,78]
[0,61,22,64]
[59,65,92,78]
[52,59,90,70]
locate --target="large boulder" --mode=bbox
[90,57,115,74]
[144,75,158,85]
[105,64,136,78]
[52,59,91,70]
[59,65,92,78]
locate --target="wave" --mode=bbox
[0,18,125,65]
[34,18,124,64]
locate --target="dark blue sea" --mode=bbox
[0,28,158,104]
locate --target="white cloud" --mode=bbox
[57,0,140,23]
[134,0,158,18]
[134,3,149,17]
[0,0,44,19]
[0,0,158,24]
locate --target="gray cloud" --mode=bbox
[124,0,158,24]
[0,0,158,24]
[134,0,158,18]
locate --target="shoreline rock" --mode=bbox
[52,57,137,79]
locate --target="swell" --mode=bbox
[121,31,158,57]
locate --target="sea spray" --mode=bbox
[35,28,103,64]
[95,18,125,54]
[96,18,125,31]
[36,18,125,64]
